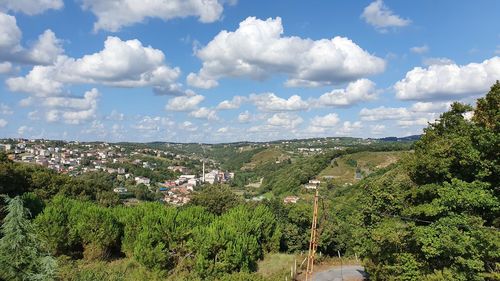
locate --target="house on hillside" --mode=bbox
[283,196,300,204]
[135,176,151,186]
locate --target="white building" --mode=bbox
[113,187,128,193]
[204,171,219,184]
[135,176,151,186]
[187,178,198,186]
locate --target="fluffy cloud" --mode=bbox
[188,17,385,89]
[132,116,174,131]
[267,113,303,129]
[7,36,180,96]
[337,121,363,135]
[237,110,252,123]
[26,30,64,64]
[189,107,218,120]
[179,121,197,132]
[217,127,229,133]
[250,93,309,112]
[0,13,63,65]
[360,106,410,121]
[217,96,246,110]
[0,118,7,128]
[410,102,451,113]
[410,45,429,54]
[0,0,63,15]
[360,104,446,129]
[361,0,411,32]
[310,113,340,127]
[394,57,500,100]
[107,110,124,121]
[397,118,429,127]
[315,79,378,107]
[42,88,100,124]
[17,125,33,136]
[17,89,99,124]
[0,12,21,52]
[7,64,64,95]
[82,0,234,32]
[166,94,204,111]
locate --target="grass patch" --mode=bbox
[257,253,297,278]
[318,151,407,185]
[242,148,286,170]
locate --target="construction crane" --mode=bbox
[305,185,320,281]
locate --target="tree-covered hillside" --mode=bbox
[0,82,498,280]
[353,81,500,280]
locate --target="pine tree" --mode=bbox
[0,196,56,281]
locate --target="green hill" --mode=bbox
[317,151,408,185]
[242,148,289,170]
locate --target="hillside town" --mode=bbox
[0,138,234,206]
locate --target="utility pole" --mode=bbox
[305,187,320,281]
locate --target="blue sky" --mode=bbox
[0,0,499,143]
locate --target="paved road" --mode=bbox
[313,265,368,281]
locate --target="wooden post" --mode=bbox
[305,188,320,281]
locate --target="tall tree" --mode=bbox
[0,196,57,281]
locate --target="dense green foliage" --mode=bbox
[33,196,281,280]
[0,196,56,280]
[260,151,341,195]
[1,82,498,280]
[190,184,240,215]
[355,82,500,280]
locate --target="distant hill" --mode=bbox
[317,150,409,185]
[377,135,421,142]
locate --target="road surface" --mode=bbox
[313,265,368,281]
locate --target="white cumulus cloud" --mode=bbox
[0,118,7,128]
[0,0,63,15]
[188,17,385,89]
[166,94,204,111]
[250,92,309,112]
[267,113,303,129]
[237,110,252,123]
[41,88,100,124]
[361,0,411,32]
[189,107,218,120]
[0,13,63,65]
[217,96,246,110]
[315,79,378,107]
[7,36,181,96]
[310,113,340,127]
[360,106,410,121]
[394,56,500,100]
[82,0,234,32]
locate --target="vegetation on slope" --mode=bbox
[318,150,407,185]
[353,82,500,280]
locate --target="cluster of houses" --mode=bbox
[158,171,234,205]
[0,139,129,174]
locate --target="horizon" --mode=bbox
[0,0,499,143]
[0,134,421,145]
